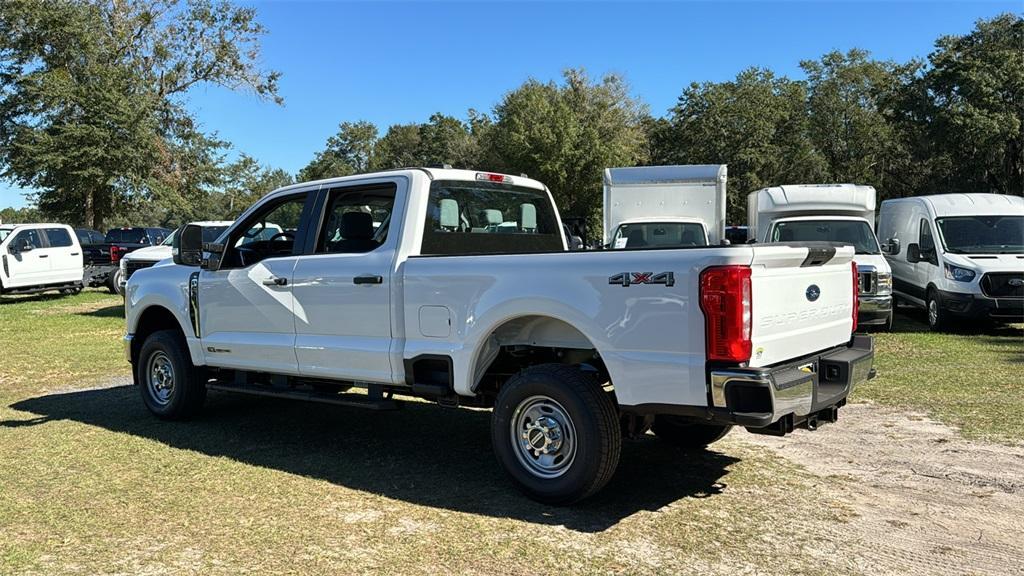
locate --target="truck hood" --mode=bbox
[124,245,172,263]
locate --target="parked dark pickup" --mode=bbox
[74,227,171,293]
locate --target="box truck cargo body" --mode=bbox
[603,165,727,248]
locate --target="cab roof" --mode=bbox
[916,193,1024,217]
[270,168,548,199]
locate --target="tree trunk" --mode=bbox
[85,190,95,230]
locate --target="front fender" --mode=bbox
[125,265,205,366]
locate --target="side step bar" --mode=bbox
[207,381,401,411]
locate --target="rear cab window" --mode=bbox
[421,179,563,256]
[105,228,149,244]
[43,228,74,248]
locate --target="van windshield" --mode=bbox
[771,220,880,255]
[612,222,707,248]
[936,216,1024,254]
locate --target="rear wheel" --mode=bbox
[652,416,732,449]
[136,329,206,419]
[491,364,621,505]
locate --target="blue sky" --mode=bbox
[1,0,1017,209]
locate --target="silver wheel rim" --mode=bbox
[510,395,577,479]
[928,299,938,326]
[146,351,175,406]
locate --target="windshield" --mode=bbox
[203,226,230,243]
[936,216,1024,254]
[161,230,177,246]
[0,229,11,242]
[770,220,880,255]
[421,180,562,255]
[612,222,707,248]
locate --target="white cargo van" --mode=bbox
[0,223,84,296]
[878,193,1024,330]
[603,165,726,249]
[748,184,893,330]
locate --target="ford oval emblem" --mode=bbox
[806,285,821,302]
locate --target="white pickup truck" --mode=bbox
[124,168,874,504]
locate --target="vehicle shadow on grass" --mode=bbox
[75,304,124,318]
[4,384,737,532]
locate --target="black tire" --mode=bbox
[491,364,621,505]
[880,311,894,332]
[109,269,124,295]
[135,329,206,419]
[926,288,952,332]
[652,415,732,449]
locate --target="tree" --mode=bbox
[487,69,647,238]
[0,0,281,229]
[924,13,1023,196]
[663,68,825,221]
[800,50,915,199]
[0,205,41,224]
[298,120,378,181]
[370,124,422,170]
[217,154,293,219]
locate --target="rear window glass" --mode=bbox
[44,228,73,247]
[105,228,149,244]
[421,180,563,256]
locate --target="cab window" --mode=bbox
[44,228,73,248]
[11,229,42,251]
[221,193,310,268]
[316,184,397,254]
[919,218,935,252]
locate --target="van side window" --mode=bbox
[919,219,934,252]
[316,184,397,254]
[44,228,73,248]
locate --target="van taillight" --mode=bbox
[700,265,752,363]
[110,245,124,264]
[851,261,859,333]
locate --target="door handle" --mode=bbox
[38,254,49,258]
[70,252,80,256]
[262,276,288,286]
[353,275,383,285]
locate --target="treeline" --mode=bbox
[1,3,1020,236]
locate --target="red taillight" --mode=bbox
[700,265,753,363]
[110,245,124,264]
[851,261,859,333]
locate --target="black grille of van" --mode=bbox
[981,273,1024,299]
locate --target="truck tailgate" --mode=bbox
[748,245,856,367]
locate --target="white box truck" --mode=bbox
[877,193,1023,331]
[603,165,727,249]
[748,184,893,330]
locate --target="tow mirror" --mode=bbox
[173,224,203,267]
[906,243,920,263]
[13,239,33,253]
[884,238,900,255]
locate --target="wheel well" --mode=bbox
[132,306,186,361]
[470,315,607,401]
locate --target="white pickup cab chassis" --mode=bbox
[124,168,875,504]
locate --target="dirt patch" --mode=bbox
[736,401,1024,576]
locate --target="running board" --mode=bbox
[207,382,401,410]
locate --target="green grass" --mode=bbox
[0,290,1020,574]
[853,306,1024,442]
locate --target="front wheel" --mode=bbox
[136,329,206,419]
[491,364,621,505]
[652,416,732,449]
[926,289,952,332]
[108,269,123,295]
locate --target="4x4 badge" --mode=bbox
[608,272,675,287]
